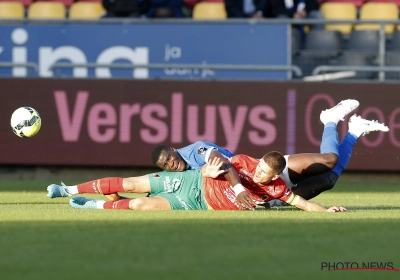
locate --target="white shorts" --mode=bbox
[279,155,297,189]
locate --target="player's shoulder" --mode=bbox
[190,141,221,154]
[274,176,288,188]
[233,154,258,163]
[231,155,259,172]
[178,142,207,153]
[192,141,222,149]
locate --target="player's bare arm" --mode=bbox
[287,194,347,212]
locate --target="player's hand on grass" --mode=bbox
[236,191,260,210]
[203,157,225,178]
[326,206,347,212]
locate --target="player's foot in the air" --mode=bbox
[47,182,71,198]
[70,197,98,209]
[320,99,360,125]
[349,114,389,136]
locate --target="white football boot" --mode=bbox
[348,114,389,137]
[320,99,360,125]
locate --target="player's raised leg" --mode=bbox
[287,99,359,184]
[70,196,172,210]
[47,175,151,198]
[293,114,389,199]
[331,114,389,176]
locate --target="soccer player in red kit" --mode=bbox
[203,153,293,210]
[203,153,344,212]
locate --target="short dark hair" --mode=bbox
[262,151,286,175]
[150,145,169,165]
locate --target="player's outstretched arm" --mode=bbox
[289,195,347,212]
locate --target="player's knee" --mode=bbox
[129,198,144,210]
[323,153,338,169]
[129,198,148,210]
[326,172,339,190]
[122,178,138,192]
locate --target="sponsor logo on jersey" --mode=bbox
[225,187,239,207]
[197,147,207,154]
[163,176,182,193]
[268,186,277,195]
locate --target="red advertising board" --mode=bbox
[0,79,398,171]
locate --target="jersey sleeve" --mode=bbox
[176,142,217,170]
[204,146,216,162]
[147,172,166,194]
[177,141,235,170]
[191,141,216,166]
[194,141,236,163]
[278,186,295,203]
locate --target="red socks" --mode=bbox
[77,178,131,210]
[103,199,132,210]
[77,177,124,195]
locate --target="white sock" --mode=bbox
[96,200,106,209]
[66,186,79,195]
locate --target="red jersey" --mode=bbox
[203,154,294,210]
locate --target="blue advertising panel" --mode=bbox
[0,22,289,80]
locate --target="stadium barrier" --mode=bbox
[0,62,39,72]
[1,19,400,80]
[49,63,303,77]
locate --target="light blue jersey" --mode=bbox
[177,141,236,170]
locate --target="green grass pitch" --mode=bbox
[0,175,399,280]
